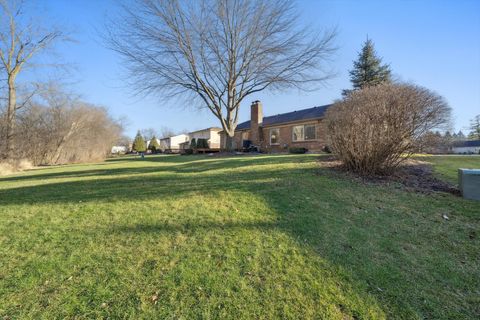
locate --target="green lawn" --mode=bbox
[416,155,480,184]
[0,154,479,319]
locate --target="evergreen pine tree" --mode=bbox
[345,38,392,94]
[190,138,197,149]
[468,115,480,140]
[148,136,160,152]
[133,131,147,153]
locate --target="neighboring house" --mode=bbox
[188,127,222,149]
[452,140,480,154]
[220,100,330,152]
[159,137,170,152]
[111,146,128,154]
[159,134,190,153]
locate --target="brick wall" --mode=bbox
[259,119,327,152]
[221,119,327,152]
[250,101,263,145]
[221,118,328,152]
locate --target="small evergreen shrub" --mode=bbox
[184,148,193,155]
[190,138,197,149]
[289,147,308,154]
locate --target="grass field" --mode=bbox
[416,155,480,183]
[0,154,479,319]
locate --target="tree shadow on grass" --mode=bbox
[0,166,304,205]
[0,154,309,183]
[0,154,477,319]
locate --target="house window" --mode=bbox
[305,125,316,140]
[292,124,316,141]
[270,128,280,145]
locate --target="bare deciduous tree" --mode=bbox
[141,128,160,141]
[325,83,451,175]
[107,0,336,150]
[10,85,123,165]
[0,0,62,158]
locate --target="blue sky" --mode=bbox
[31,0,480,137]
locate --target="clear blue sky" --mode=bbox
[33,0,480,137]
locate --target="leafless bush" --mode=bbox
[1,86,123,165]
[325,83,451,175]
[0,158,33,176]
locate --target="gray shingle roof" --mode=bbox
[453,140,480,147]
[236,104,331,131]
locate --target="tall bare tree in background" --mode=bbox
[107,0,336,150]
[0,0,62,159]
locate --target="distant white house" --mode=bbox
[159,134,189,153]
[111,146,128,154]
[187,127,222,149]
[452,140,480,154]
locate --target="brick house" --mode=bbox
[220,101,331,152]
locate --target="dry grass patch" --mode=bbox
[0,159,33,176]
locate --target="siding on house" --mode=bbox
[452,140,480,154]
[189,127,222,149]
[111,146,128,154]
[159,138,170,151]
[160,134,189,152]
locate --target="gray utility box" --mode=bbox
[458,169,480,201]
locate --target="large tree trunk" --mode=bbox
[4,79,17,159]
[225,134,234,152]
[222,123,236,152]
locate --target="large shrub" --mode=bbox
[325,83,451,175]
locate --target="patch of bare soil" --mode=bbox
[317,156,460,195]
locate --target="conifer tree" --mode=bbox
[190,138,197,149]
[133,131,146,153]
[344,38,391,95]
[148,136,160,152]
[468,115,480,140]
